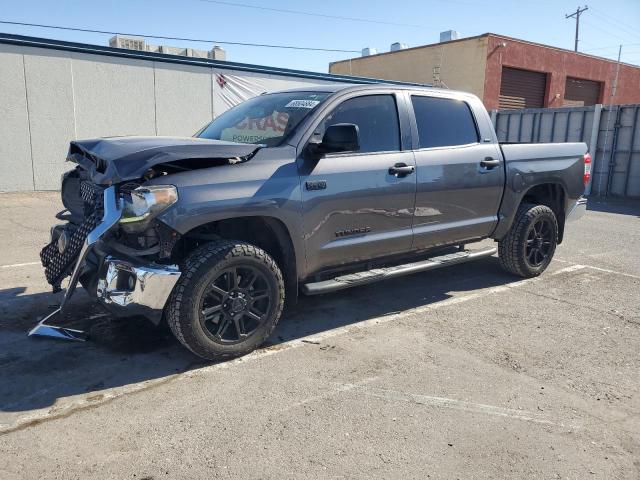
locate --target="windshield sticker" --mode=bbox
[220,112,289,143]
[285,99,321,109]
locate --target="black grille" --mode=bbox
[41,183,105,291]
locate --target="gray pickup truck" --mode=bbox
[33,84,589,360]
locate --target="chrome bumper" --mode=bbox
[566,197,588,222]
[97,258,181,323]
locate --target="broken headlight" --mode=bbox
[120,185,178,225]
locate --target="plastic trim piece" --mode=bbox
[565,196,588,223]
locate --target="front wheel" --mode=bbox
[167,240,285,360]
[498,204,558,278]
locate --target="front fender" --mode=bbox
[152,146,306,276]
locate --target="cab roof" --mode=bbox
[275,83,478,101]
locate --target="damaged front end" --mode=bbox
[31,136,258,341]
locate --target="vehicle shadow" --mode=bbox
[586,196,640,217]
[0,255,520,416]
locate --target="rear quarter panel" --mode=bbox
[492,142,587,240]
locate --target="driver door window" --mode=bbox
[320,95,401,153]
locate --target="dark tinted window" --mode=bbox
[322,95,400,153]
[411,96,479,148]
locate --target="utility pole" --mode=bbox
[611,44,622,100]
[565,5,589,52]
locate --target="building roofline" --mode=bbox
[329,33,490,65]
[0,32,429,86]
[330,32,640,70]
[485,33,640,69]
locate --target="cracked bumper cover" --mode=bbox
[97,258,181,324]
[566,197,587,222]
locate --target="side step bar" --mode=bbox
[301,246,497,295]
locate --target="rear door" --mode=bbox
[409,94,505,249]
[298,92,416,274]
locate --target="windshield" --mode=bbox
[197,91,330,147]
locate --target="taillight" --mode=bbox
[583,153,592,186]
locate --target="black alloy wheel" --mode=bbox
[199,266,272,344]
[525,218,554,267]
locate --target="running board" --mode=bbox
[301,247,497,295]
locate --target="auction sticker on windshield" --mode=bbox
[285,99,321,108]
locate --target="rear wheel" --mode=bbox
[167,240,284,360]
[498,203,558,278]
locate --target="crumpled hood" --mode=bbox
[68,136,260,184]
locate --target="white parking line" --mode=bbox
[0,263,590,435]
[344,384,579,429]
[189,264,587,371]
[555,258,640,280]
[0,261,40,269]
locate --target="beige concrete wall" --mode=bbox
[23,48,76,190]
[154,63,214,136]
[0,44,33,191]
[330,37,488,99]
[0,45,334,192]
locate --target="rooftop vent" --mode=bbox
[210,45,227,61]
[109,35,145,51]
[439,30,460,43]
[390,42,408,52]
[361,47,377,57]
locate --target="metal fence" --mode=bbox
[491,104,640,197]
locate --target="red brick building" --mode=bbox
[330,33,640,110]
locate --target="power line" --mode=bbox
[589,10,640,42]
[0,20,361,53]
[199,0,422,27]
[565,5,589,52]
[590,6,640,39]
[584,43,640,52]
[582,19,629,44]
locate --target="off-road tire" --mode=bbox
[498,203,558,278]
[167,240,285,360]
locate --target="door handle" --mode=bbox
[389,163,415,177]
[480,157,500,169]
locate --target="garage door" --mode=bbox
[499,67,547,109]
[564,77,601,106]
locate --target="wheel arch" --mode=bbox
[519,183,567,243]
[172,215,299,306]
[494,181,568,244]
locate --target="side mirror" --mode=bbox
[306,123,360,158]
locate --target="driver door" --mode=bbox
[298,93,417,275]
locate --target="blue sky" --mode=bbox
[1,0,639,72]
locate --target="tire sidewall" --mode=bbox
[169,242,284,360]
[516,206,558,276]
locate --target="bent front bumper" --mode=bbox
[30,186,180,341]
[29,186,123,340]
[566,196,588,222]
[97,257,181,324]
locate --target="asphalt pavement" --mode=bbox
[0,192,638,479]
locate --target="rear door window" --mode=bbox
[411,96,479,149]
[321,95,401,153]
